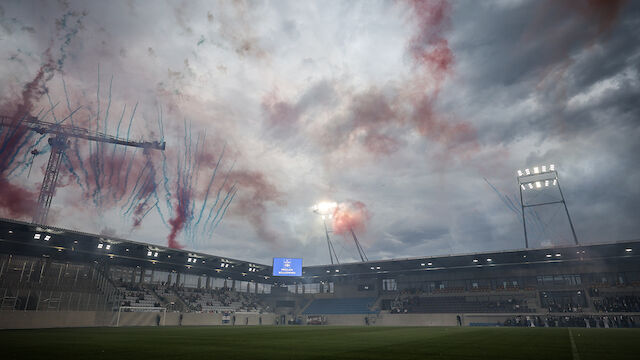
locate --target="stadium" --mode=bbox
[2,0,640,359]
[2,216,640,358]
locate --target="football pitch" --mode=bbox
[2,326,639,360]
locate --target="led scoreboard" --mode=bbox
[272,257,302,277]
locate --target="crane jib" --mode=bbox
[0,114,165,225]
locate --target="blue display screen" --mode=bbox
[272,258,302,277]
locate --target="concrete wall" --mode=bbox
[320,313,521,326]
[0,310,112,329]
[117,312,276,327]
[0,310,277,329]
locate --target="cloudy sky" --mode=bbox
[0,0,638,266]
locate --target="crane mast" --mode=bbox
[0,115,165,225]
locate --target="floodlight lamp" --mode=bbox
[535,181,541,188]
[335,269,340,272]
[371,266,375,270]
[154,252,158,257]
[97,243,104,249]
[555,253,561,257]
[34,233,41,239]
[420,263,425,266]
[545,180,549,187]
[521,184,526,190]
[486,258,492,262]
[376,266,381,270]
[546,254,552,258]
[553,179,557,186]
[44,235,51,241]
[473,259,478,263]
[625,248,632,252]
[105,244,111,250]
[528,183,534,189]
[533,167,539,174]
[549,164,555,171]
[147,251,152,256]
[542,165,547,172]
[517,170,523,177]
[427,262,433,266]
[525,168,530,175]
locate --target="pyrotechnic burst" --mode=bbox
[331,200,371,235]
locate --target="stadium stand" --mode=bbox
[303,297,377,315]
[1,217,640,328]
[501,314,638,328]
[383,295,534,313]
[0,254,117,312]
[175,287,269,313]
[114,283,162,309]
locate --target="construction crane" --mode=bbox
[0,115,165,225]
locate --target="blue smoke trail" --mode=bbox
[62,153,85,191]
[210,188,237,233]
[154,201,169,228]
[137,200,158,224]
[97,75,113,205]
[118,147,139,202]
[62,76,91,193]
[128,169,156,213]
[4,104,67,177]
[203,160,236,229]
[89,64,101,208]
[107,105,126,192]
[121,161,150,212]
[113,102,138,202]
[193,143,226,229]
[8,98,83,179]
[207,183,237,233]
[157,107,173,216]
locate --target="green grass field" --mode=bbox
[2,326,639,360]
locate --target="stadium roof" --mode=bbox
[1,217,638,285]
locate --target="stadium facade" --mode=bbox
[1,217,639,328]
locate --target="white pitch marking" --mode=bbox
[568,328,580,360]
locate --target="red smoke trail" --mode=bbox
[0,53,56,220]
[403,0,478,157]
[132,203,145,228]
[405,0,454,84]
[331,201,371,236]
[227,169,285,244]
[167,185,189,249]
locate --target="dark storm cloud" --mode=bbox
[388,226,450,247]
[434,0,640,253]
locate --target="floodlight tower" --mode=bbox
[312,202,340,265]
[516,164,578,248]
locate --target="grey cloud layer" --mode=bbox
[0,0,638,266]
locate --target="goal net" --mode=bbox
[116,306,167,327]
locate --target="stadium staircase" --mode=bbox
[298,298,314,315]
[303,297,378,315]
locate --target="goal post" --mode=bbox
[116,306,167,327]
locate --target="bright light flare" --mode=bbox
[312,202,337,215]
